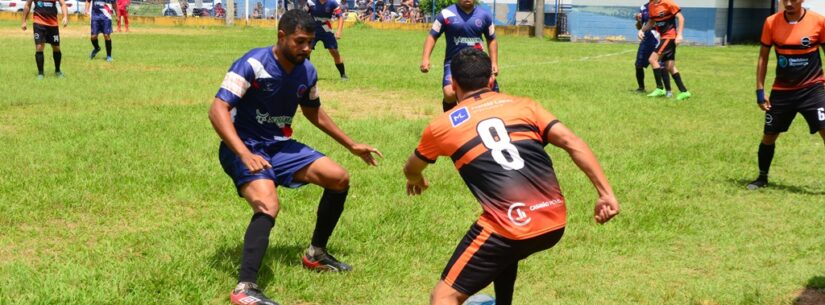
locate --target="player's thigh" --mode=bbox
[796,85,825,134]
[430,281,468,305]
[239,179,281,217]
[292,156,349,191]
[765,89,801,134]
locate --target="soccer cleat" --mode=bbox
[106,56,113,62]
[340,74,349,81]
[230,282,280,305]
[677,91,692,101]
[666,91,673,98]
[37,74,45,80]
[634,88,646,93]
[90,48,100,59]
[302,247,352,272]
[647,88,666,97]
[747,177,768,190]
[55,71,64,78]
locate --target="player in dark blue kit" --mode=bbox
[209,10,382,305]
[307,0,348,80]
[85,0,115,62]
[420,0,498,111]
[634,2,668,93]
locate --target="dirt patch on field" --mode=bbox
[320,88,439,120]
[793,288,825,305]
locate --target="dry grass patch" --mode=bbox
[320,88,438,120]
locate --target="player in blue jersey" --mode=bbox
[209,10,382,305]
[307,0,348,80]
[420,0,498,111]
[634,3,669,93]
[85,0,115,62]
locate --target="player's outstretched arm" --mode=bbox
[300,105,383,166]
[403,154,429,196]
[21,0,33,30]
[208,98,272,173]
[546,123,619,224]
[756,45,771,111]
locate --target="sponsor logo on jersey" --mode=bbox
[255,109,293,127]
[450,107,470,127]
[507,203,531,226]
[778,55,788,68]
[453,36,483,46]
[788,57,809,67]
[801,36,811,47]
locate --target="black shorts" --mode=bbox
[656,38,676,61]
[440,223,565,295]
[33,23,60,45]
[766,84,825,134]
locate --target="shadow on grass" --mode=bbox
[729,178,825,195]
[209,242,306,288]
[793,276,825,305]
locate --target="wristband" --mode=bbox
[756,89,766,104]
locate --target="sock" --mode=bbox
[335,63,346,77]
[53,51,62,72]
[442,99,456,112]
[238,212,275,283]
[653,67,663,89]
[105,39,112,57]
[661,68,671,92]
[672,72,688,92]
[493,264,518,305]
[91,38,100,50]
[35,51,44,75]
[635,67,645,89]
[758,143,775,179]
[310,188,348,249]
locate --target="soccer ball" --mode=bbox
[463,294,495,305]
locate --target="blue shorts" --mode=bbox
[443,62,500,91]
[312,31,338,50]
[219,139,325,197]
[636,37,658,68]
[91,18,113,35]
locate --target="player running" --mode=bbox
[748,0,825,190]
[420,0,498,112]
[638,0,691,100]
[307,0,348,80]
[86,0,116,62]
[404,48,620,305]
[209,10,382,305]
[20,0,68,79]
[634,2,669,93]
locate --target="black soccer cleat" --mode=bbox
[301,247,353,272]
[90,48,101,59]
[230,282,280,305]
[747,177,768,190]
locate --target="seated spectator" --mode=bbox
[213,2,226,17]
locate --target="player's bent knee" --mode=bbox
[328,170,350,191]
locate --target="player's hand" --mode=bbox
[62,16,68,27]
[637,30,644,41]
[759,99,771,111]
[406,176,429,196]
[349,143,383,166]
[676,34,684,45]
[593,195,619,224]
[420,59,430,73]
[335,31,342,39]
[240,153,272,174]
[492,63,499,76]
[21,22,27,31]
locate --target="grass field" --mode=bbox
[1,20,824,305]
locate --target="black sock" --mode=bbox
[91,39,100,50]
[335,63,346,77]
[653,67,663,89]
[661,68,671,92]
[672,72,688,92]
[53,51,62,72]
[35,51,44,75]
[238,212,275,283]
[758,143,775,179]
[105,39,112,57]
[635,67,644,89]
[310,188,348,249]
[494,264,518,305]
[442,99,456,112]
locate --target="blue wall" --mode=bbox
[568,5,718,45]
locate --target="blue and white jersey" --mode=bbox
[89,0,114,20]
[216,47,320,145]
[308,0,342,33]
[639,3,659,44]
[429,4,496,64]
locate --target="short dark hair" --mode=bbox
[278,9,316,35]
[450,48,492,91]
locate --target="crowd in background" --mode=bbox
[162,0,424,23]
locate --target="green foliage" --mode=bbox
[418,0,478,17]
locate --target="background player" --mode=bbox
[749,0,825,189]
[634,2,668,93]
[307,0,348,80]
[638,0,691,100]
[20,0,68,79]
[208,10,382,305]
[117,0,130,32]
[86,0,116,62]
[404,48,620,305]
[420,0,497,112]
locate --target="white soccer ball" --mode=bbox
[463,294,495,305]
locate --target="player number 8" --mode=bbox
[818,107,825,121]
[477,118,525,170]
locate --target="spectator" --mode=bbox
[179,0,189,17]
[116,0,129,31]
[252,2,262,18]
[213,1,225,17]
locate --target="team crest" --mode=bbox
[801,36,811,47]
[778,56,788,68]
[475,19,482,27]
[296,84,308,98]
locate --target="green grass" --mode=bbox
[1,21,824,305]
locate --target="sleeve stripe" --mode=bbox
[414,149,437,164]
[542,120,560,145]
[431,20,442,33]
[246,58,273,79]
[220,72,251,98]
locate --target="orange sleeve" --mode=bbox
[667,0,680,15]
[760,18,772,47]
[820,17,825,45]
[530,101,559,145]
[414,125,441,163]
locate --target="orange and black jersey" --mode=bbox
[648,0,680,39]
[761,9,825,91]
[415,92,566,240]
[33,0,59,27]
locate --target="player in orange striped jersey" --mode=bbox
[403,48,620,305]
[638,0,691,100]
[20,0,68,79]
